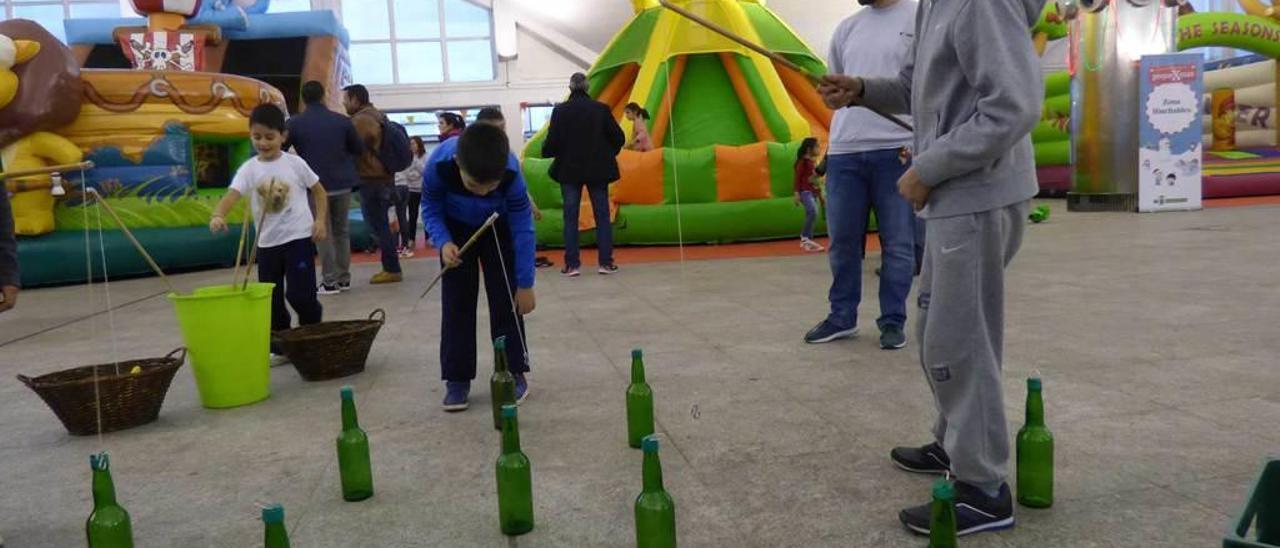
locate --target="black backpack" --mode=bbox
[377,119,414,173]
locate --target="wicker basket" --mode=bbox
[274,309,385,381]
[17,348,186,436]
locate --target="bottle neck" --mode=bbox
[92,469,118,507]
[631,357,646,384]
[501,415,521,453]
[642,451,664,492]
[1025,389,1044,427]
[495,351,509,374]
[341,398,359,430]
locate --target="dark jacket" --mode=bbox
[285,103,363,194]
[351,104,393,183]
[0,188,18,288]
[542,90,626,186]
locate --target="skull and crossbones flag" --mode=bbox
[120,32,205,71]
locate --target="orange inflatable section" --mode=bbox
[774,61,833,131]
[719,53,775,142]
[650,55,688,147]
[612,148,665,205]
[598,63,640,119]
[715,142,771,202]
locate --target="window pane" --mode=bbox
[397,42,444,83]
[393,0,440,40]
[444,0,491,38]
[349,43,394,85]
[70,2,123,19]
[343,0,390,40]
[269,0,313,12]
[12,4,66,42]
[446,40,494,82]
[387,111,439,139]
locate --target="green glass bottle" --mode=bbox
[1017,377,1054,508]
[626,348,655,449]
[1030,204,1051,223]
[86,453,133,548]
[262,503,290,548]
[337,385,374,502]
[496,404,534,535]
[635,436,677,548]
[490,336,517,431]
[928,479,958,548]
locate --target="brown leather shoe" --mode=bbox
[370,271,403,284]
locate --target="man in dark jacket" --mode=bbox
[542,72,626,277]
[0,186,19,313]
[286,81,364,294]
[344,83,403,284]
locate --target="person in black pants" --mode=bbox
[396,136,427,256]
[542,72,626,277]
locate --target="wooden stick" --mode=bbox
[85,189,175,293]
[231,207,251,287]
[0,161,94,181]
[417,212,500,301]
[241,196,270,292]
[656,0,913,132]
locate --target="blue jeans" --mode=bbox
[799,191,818,239]
[561,182,613,268]
[359,183,402,274]
[825,150,917,330]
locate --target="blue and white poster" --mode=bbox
[1139,54,1204,212]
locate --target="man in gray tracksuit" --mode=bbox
[821,0,1044,537]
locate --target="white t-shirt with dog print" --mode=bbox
[230,153,320,248]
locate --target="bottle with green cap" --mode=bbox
[262,503,290,548]
[626,348,655,449]
[496,404,534,535]
[86,452,134,548]
[635,435,676,548]
[490,336,517,431]
[928,478,958,548]
[1016,376,1054,508]
[337,385,374,502]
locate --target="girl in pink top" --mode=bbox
[624,103,654,152]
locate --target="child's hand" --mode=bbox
[209,215,228,234]
[532,204,543,222]
[793,195,801,206]
[515,287,536,315]
[312,220,328,242]
[441,242,462,268]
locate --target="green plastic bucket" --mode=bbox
[168,283,274,409]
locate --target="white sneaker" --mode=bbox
[269,353,291,368]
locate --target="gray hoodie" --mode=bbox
[0,189,18,288]
[861,0,1045,219]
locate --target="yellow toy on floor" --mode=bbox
[0,32,83,236]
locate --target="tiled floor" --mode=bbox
[1,201,1276,547]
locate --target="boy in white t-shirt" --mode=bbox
[210,104,330,359]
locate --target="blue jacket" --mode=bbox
[285,103,363,193]
[421,137,536,288]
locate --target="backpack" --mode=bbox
[377,119,414,174]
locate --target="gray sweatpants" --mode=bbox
[317,192,353,286]
[916,200,1029,493]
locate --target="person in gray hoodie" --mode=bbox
[820,0,1044,537]
[0,187,19,313]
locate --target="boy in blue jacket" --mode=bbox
[422,122,536,412]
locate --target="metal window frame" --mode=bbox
[343,0,497,85]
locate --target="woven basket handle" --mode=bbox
[165,347,188,363]
[369,309,386,323]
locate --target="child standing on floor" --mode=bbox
[623,103,654,152]
[422,116,537,412]
[795,137,825,252]
[210,104,329,365]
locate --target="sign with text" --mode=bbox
[1139,54,1204,212]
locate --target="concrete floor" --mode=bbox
[1,201,1277,547]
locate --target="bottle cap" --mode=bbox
[340,385,354,400]
[502,404,518,418]
[90,452,108,470]
[631,348,643,359]
[1028,377,1042,391]
[932,478,955,501]
[494,336,507,351]
[262,503,285,524]
[641,435,659,453]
